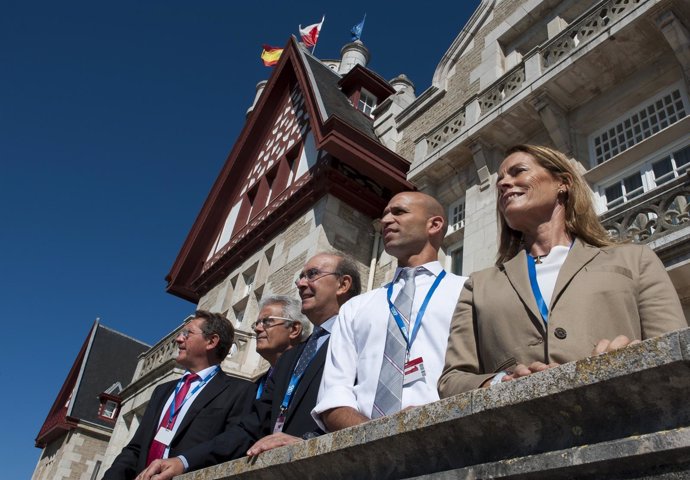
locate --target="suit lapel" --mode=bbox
[503,250,545,333]
[172,371,228,442]
[551,238,600,308]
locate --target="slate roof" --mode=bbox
[36,321,149,446]
[69,323,149,427]
[300,50,379,141]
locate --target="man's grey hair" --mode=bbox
[259,295,311,341]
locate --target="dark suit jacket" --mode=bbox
[262,338,328,436]
[438,240,687,396]
[192,337,328,461]
[103,370,256,480]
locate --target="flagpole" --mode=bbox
[311,15,324,55]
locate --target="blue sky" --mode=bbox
[0,1,479,477]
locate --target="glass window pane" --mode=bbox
[652,157,674,185]
[623,174,643,193]
[674,145,690,169]
[605,183,623,202]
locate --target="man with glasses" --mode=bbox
[244,252,361,455]
[104,311,255,480]
[312,192,467,431]
[253,295,310,398]
[135,254,361,478]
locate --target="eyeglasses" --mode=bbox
[179,328,205,339]
[251,316,294,330]
[294,268,340,286]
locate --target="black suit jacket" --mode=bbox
[192,337,328,461]
[103,370,256,480]
[263,338,328,436]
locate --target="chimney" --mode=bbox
[338,40,370,75]
[246,80,268,117]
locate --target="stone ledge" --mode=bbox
[410,427,690,480]
[181,327,690,480]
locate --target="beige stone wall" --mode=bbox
[197,194,385,381]
[32,429,109,480]
[397,0,528,161]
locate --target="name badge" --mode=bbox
[273,412,286,434]
[403,356,426,386]
[154,427,175,446]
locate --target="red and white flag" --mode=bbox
[299,16,324,48]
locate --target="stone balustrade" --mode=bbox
[600,173,690,244]
[476,64,526,114]
[418,0,649,158]
[133,329,180,382]
[180,327,690,480]
[541,0,643,68]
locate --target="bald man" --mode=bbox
[312,192,467,431]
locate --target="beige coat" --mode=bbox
[438,239,687,397]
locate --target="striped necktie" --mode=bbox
[372,267,415,418]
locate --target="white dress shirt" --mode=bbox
[157,364,219,460]
[534,245,570,308]
[312,261,466,430]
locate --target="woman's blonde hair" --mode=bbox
[496,144,616,265]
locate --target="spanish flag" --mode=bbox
[261,45,283,67]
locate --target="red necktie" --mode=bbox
[146,373,199,466]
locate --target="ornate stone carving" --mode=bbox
[542,0,643,68]
[477,65,526,114]
[426,108,466,152]
[600,174,690,243]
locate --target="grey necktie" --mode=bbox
[372,267,416,418]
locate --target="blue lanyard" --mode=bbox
[526,255,549,325]
[256,367,273,400]
[386,269,446,350]
[526,241,575,326]
[167,366,219,426]
[279,342,324,411]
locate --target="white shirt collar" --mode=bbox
[393,260,443,281]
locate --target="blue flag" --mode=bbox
[351,14,366,41]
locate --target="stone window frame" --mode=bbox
[447,198,466,234]
[445,240,464,277]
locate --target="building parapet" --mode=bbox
[179,327,690,479]
[600,171,690,244]
[541,0,643,68]
[132,328,182,383]
[412,0,653,170]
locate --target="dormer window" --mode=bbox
[357,88,377,117]
[100,400,119,419]
[97,382,123,422]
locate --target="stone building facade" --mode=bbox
[101,37,414,471]
[384,0,690,316]
[101,0,690,475]
[33,322,148,480]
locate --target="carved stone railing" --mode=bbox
[600,173,690,243]
[180,328,690,479]
[477,64,526,113]
[417,0,648,159]
[542,0,643,68]
[425,107,466,152]
[133,330,180,382]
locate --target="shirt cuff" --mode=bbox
[490,371,509,386]
[177,455,189,471]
